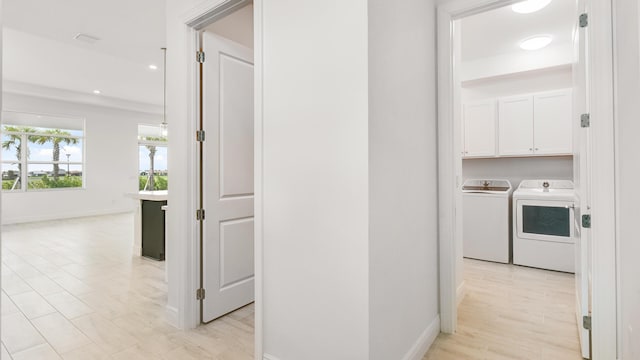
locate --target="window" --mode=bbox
[138,124,168,191]
[2,112,84,191]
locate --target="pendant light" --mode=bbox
[160,47,168,137]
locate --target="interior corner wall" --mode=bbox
[368,0,440,359]
[613,0,640,358]
[261,1,370,359]
[1,93,160,224]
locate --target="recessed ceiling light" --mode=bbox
[148,64,158,70]
[519,35,553,50]
[512,0,552,14]
[93,90,101,95]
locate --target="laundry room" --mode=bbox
[458,0,575,269]
[450,0,590,358]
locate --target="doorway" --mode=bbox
[198,2,256,324]
[436,0,616,358]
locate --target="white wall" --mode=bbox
[205,4,253,48]
[368,0,439,359]
[613,0,640,358]
[461,65,572,101]
[460,44,573,82]
[1,92,161,224]
[261,1,370,359]
[463,156,573,188]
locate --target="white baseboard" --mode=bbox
[457,280,467,306]
[165,305,180,329]
[402,315,441,360]
[262,316,441,360]
[2,207,134,225]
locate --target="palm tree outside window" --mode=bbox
[1,112,84,191]
[138,124,168,191]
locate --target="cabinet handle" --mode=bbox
[535,148,539,151]
[529,148,533,151]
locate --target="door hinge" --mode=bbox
[581,113,590,128]
[196,130,205,142]
[197,51,205,63]
[196,288,206,300]
[580,13,588,28]
[583,315,592,330]
[582,214,591,228]
[196,209,205,221]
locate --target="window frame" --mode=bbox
[137,124,168,191]
[1,125,85,192]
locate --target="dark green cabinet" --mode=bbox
[141,200,167,261]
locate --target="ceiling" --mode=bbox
[461,0,576,62]
[3,0,166,106]
[2,1,574,105]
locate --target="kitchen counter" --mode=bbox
[126,190,168,201]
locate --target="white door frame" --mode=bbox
[175,0,263,358]
[436,1,618,359]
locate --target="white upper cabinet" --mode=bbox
[487,88,573,157]
[533,89,573,155]
[463,100,496,157]
[498,95,534,156]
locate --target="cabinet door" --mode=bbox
[463,101,496,157]
[498,95,534,156]
[533,89,572,155]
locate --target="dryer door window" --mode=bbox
[522,205,570,237]
[516,199,575,243]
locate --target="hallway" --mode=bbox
[424,259,582,360]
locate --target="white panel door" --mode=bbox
[498,95,534,156]
[202,32,254,322]
[534,89,573,155]
[572,0,592,359]
[463,100,496,157]
[573,1,592,357]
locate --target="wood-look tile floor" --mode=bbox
[423,258,584,360]
[2,214,584,360]
[1,213,253,360]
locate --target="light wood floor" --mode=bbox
[1,214,253,360]
[423,258,584,360]
[2,214,584,359]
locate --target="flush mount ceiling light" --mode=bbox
[93,90,101,95]
[519,35,553,50]
[512,0,552,14]
[148,64,158,70]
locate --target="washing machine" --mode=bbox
[462,179,512,263]
[512,180,576,273]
